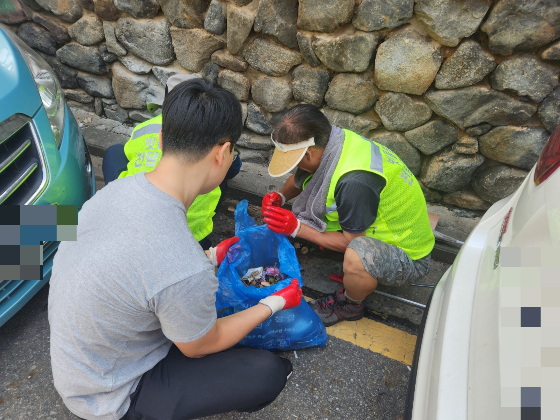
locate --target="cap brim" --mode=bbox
[268,146,308,177]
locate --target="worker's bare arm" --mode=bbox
[279,175,303,202]
[296,224,365,253]
[174,303,272,358]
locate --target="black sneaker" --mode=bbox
[310,288,364,327]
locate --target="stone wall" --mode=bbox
[3,0,560,211]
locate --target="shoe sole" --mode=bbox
[323,312,364,327]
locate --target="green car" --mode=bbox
[0,24,95,327]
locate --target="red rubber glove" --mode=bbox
[259,279,302,316]
[209,236,240,267]
[263,206,300,237]
[262,192,285,214]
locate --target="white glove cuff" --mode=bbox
[208,246,218,267]
[290,219,301,238]
[278,192,286,206]
[259,295,285,317]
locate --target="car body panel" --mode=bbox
[0,29,41,122]
[0,26,95,327]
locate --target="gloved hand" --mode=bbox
[262,192,286,213]
[259,279,302,316]
[263,206,300,238]
[208,236,240,267]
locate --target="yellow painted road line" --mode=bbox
[304,296,417,365]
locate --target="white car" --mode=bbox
[405,125,560,419]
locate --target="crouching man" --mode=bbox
[49,79,301,420]
[262,104,434,327]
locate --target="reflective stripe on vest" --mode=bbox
[324,129,434,260]
[118,114,221,242]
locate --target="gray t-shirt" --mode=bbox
[48,174,217,420]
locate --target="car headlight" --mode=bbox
[3,28,65,148]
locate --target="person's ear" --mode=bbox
[158,130,163,150]
[216,142,231,167]
[304,150,311,161]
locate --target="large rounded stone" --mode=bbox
[254,0,298,49]
[373,29,442,95]
[33,13,71,45]
[227,4,255,55]
[56,43,107,74]
[435,39,496,89]
[102,21,126,56]
[203,62,219,85]
[211,50,248,72]
[370,131,421,175]
[103,102,129,123]
[404,120,458,155]
[489,54,559,103]
[68,14,104,46]
[160,0,210,28]
[296,31,320,67]
[418,180,441,203]
[538,86,560,132]
[93,0,120,21]
[114,0,159,19]
[478,126,549,170]
[297,0,354,33]
[118,55,152,74]
[481,0,560,55]
[246,102,272,134]
[36,51,78,88]
[442,187,491,211]
[35,0,82,22]
[152,62,196,86]
[541,40,560,60]
[204,0,226,35]
[217,70,250,101]
[415,0,491,47]
[420,147,485,192]
[325,74,379,115]
[64,88,94,103]
[237,130,274,150]
[0,0,33,24]
[322,108,381,137]
[116,17,174,66]
[311,32,380,73]
[18,22,57,55]
[171,28,224,72]
[99,43,118,63]
[374,92,432,131]
[424,86,537,129]
[452,136,478,155]
[76,73,114,97]
[353,0,413,32]
[111,62,151,109]
[291,64,330,107]
[471,165,529,203]
[243,38,302,77]
[251,77,292,113]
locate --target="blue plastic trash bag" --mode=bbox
[215,200,327,351]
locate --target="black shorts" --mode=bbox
[120,345,291,420]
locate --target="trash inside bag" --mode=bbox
[215,200,328,351]
[241,265,288,287]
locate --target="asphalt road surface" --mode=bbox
[0,157,452,420]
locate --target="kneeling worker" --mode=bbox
[49,79,301,420]
[262,104,434,327]
[102,74,241,249]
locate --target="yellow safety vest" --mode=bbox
[304,129,434,260]
[118,114,221,241]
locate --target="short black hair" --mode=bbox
[272,104,332,148]
[161,78,242,161]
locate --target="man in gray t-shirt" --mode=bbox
[49,77,302,420]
